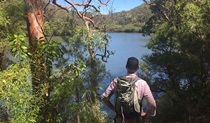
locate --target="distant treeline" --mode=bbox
[44,3,152,35]
[102,4,152,33]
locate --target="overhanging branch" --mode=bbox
[52,0,110,29]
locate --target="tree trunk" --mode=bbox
[25,0,45,93]
[25,1,50,122]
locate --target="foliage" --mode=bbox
[49,28,112,123]
[48,60,87,122]
[106,23,142,32]
[0,63,41,123]
[9,34,30,60]
[1,0,112,122]
[0,0,26,70]
[43,4,78,37]
[0,0,26,39]
[142,0,210,122]
[1,30,109,122]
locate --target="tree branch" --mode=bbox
[52,0,111,62]
[98,0,110,5]
[52,0,110,30]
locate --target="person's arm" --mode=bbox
[143,82,156,117]
[102,97,115,111]
[101,78,117,111]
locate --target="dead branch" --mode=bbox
[95,33,113,62]
[52,0,111,62]
[52,0,110,29]
[52,0,69,12]
[98,0,110,5]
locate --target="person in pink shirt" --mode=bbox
[101,57,156,123]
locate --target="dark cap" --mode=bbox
[126,57,139,70]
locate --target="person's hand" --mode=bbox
[141,111,147,120]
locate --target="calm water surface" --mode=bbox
[105,32,151,78]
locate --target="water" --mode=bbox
[104,32,151,78]
[100,32,151,119]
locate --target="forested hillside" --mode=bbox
[44,3,152,34]
[102,3,152,32]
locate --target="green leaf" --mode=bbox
[19,35,25,41]
[21,54,27,59]
[11,47,17,52]
[21,46,27,50]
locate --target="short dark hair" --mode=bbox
[126,57,139,70]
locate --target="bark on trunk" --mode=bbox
[25,0,45,93]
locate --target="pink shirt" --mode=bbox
[101,74,156,116]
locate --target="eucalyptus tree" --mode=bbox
[142,0,210,122]
[24,0,111,95]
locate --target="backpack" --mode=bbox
[114,76,141,116]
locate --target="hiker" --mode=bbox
[101,57,156,123]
